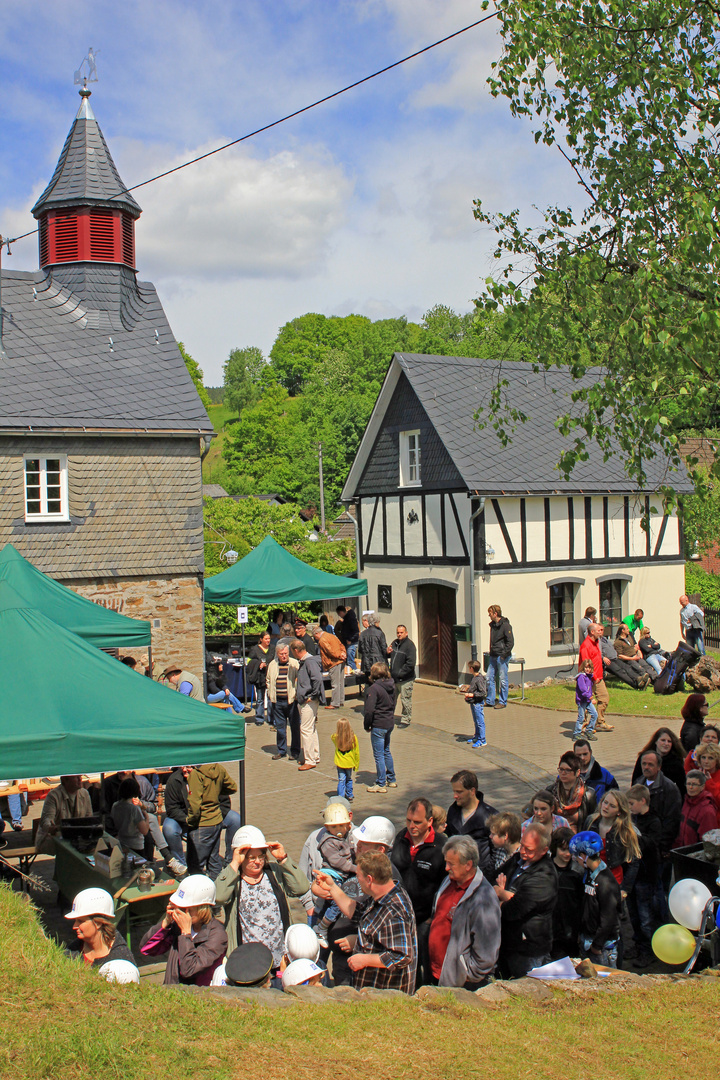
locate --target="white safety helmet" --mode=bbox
[351,816,396,849]
[64,888,115,921]
[284,923,321,962]
[281,958,323,988]
[98,959,140,984]
[231,825,268,850]
[323,803,351,826]
[169,874,216,908]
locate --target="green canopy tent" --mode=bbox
[0,544,151,649]
[0,579,243,777]
[204,535,368,604]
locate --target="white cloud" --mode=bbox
[134,142,353,281]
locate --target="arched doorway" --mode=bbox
[417,583,458,684]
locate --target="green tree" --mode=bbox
[223,346,268,417]
[178,341,210,411]
[473,0,720,499]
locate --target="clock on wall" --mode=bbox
[378,585,392,611]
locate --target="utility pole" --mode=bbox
[318,442,326,533]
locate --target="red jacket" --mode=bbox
[579,637,603,682]
[675,791,719,847]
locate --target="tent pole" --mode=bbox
[241,624,247,708]
[238,758,246,826]
[146,645,153,678]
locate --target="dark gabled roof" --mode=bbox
[343,353,693,497]
[31,93,141,218]
[0,266,213,433]
[202,484,230,499]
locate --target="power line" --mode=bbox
[5,12,497,247]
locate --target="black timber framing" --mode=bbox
[653,514,669,557]
[399,493,405,558]
[448,493,469,559]
[567,497,574,561]
[544,497,551,562]
[624,496,630,558]
[584,496,592,562]
[520,499,527,563]
[603,497,610,559]
[491,498,518,564]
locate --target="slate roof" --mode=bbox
[0,265,213,433]
[31,93,141,218]
[202,484,230,499]
[348,353,693,496]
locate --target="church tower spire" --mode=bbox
[32,88,142,270]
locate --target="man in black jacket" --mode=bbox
[627,784,664,967]
[445,770,497,879]
[291,639,324,772]
[359,614,388,690]
[335,605,360,668]
[388,624,416,727]
[486,605,514,709]
[639,751,682,855]
[391,796,447,987]
[162,766,197,873]
[494,823,558,978]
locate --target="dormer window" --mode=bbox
[400,429,421,487]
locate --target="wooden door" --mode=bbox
[417,584,458,684]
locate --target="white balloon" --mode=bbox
[668,878,712,931]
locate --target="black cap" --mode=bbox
[225,943,274,986]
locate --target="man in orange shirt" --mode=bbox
[313,623,347,709]
[578,623,614,732]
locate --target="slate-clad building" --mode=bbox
[342,353,692,683]
[0,89,214,672]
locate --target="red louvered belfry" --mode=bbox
[32,88,141,271]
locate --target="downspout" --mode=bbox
[469,497,485,662]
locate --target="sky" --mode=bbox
[0,0,580,385]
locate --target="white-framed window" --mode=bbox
[399,429,421,487]
[24,455,69,521]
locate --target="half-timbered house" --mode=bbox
[342,353,691,683]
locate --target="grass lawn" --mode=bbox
[509,679,720,719]
[202,403,237,481]
[3,887,717,1080]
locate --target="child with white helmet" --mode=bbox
[139,874,227,985]
[313,803,356,948]
[281,958,324,990]
[64,888,135,968]
[98,959,140,984]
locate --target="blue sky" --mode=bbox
[0,1,579,384]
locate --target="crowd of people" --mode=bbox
[56,685,719,991]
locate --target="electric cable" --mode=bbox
[3,12,498,247]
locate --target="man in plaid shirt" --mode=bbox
[315,850,417,992]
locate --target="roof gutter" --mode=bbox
[0,426,215,438]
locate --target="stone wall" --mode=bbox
[67,573,204,676]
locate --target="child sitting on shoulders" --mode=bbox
[331,717,359,802]
[313,802,356,948]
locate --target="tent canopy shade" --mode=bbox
[0,544,151,648]
[0,579,243,777]
[204,535,368,605]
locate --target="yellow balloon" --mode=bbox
[651,924,696,965]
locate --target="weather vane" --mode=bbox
[74,48,99,89]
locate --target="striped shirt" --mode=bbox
[353,883,417,993]
[275,664,289,701]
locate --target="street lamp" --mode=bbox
[222,547,239,565]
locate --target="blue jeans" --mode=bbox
[5,793,23,825]
[573,701,597,737]
[189,824,223,879]
[644,653,664,677]
[370,728,395,786]
[629,879,664,954]
[686,629,705,655]
[272,700,301,758]
[163,807,241,870]
[337,767,354,799]
[207,690,244,714]
[470,703,486,743]
[486,655,509,706]
[347,643,358,669]
[254,688,267,722]
[580,935,618,968]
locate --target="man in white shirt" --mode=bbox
[679,594,705,655]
